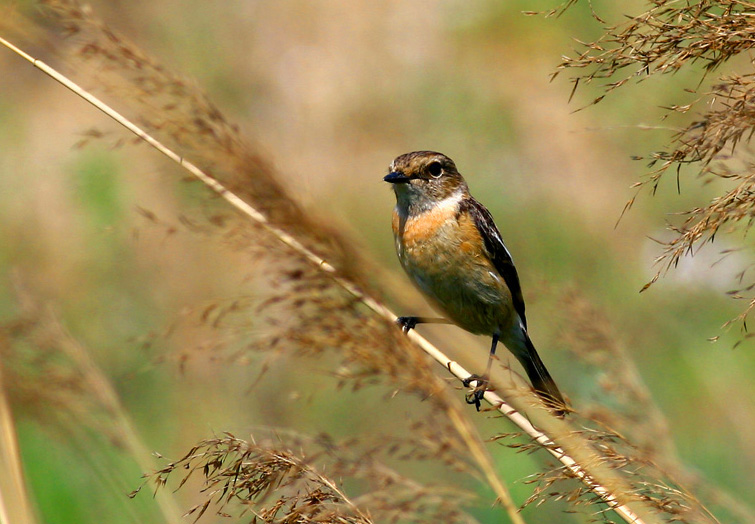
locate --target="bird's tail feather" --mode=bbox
[519,334,567,416]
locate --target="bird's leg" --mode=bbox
[463,333,499,410]
[395,316,450,333]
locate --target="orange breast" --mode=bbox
[395,206,453,247]
[393,203,489,272]
[456,209,485,257]
[391,203,513,335]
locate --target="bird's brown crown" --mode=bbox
[387,151,468,202]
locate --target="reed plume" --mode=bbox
[557,0,755,332]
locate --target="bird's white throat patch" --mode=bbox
[434,189,464,212]
[395,185,464,216]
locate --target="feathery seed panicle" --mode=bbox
[490,284,734,523]
[558,0,755,331]
[136,433,482,524]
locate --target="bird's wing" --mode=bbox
[463,198,528,329]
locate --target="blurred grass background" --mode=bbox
[1,0,754,522]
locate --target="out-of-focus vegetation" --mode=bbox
[0,1,753,523]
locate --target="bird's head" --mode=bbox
[384,151,468,211]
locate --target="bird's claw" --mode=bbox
[461,374,485,388]
[462,374,488,411]
[396,316,418,333]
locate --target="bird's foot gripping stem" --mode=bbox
[395,316,419,333]
[462,374,489,411]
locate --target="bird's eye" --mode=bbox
[427,161,443,178]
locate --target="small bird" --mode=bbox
[384,151,566,414]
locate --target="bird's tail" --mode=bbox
[518,333,567,416]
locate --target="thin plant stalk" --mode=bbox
[0,360,36,524]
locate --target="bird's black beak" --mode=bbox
[384,171,412,184]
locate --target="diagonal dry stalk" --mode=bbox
[0,34,664,524]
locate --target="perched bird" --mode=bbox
[384,151,566,414]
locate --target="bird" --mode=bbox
[384,151,566,415]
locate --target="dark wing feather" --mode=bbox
[462,198,528,329]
